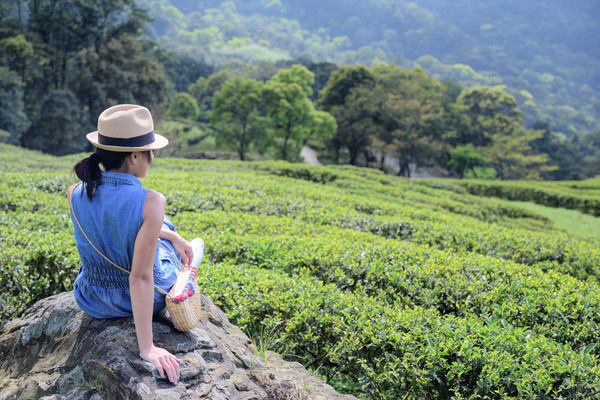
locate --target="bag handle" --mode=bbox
[68,183,187,297]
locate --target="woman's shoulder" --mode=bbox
[145,189,165,205]
[143,190,166,218]
[67,183,82,202]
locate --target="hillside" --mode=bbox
[139,0,600,136]
[1,143,600,398]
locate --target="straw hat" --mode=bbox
[86,104,168,152]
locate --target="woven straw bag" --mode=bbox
[163,263,202,331]
[69,190,202,332]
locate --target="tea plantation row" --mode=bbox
[1,144,599,399]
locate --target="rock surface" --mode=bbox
[0,292,357,400]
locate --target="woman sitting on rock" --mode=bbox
[67,104,203,385]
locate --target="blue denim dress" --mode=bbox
[70,172,179,319]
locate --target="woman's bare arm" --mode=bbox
[130,190,180,384]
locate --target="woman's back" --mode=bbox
[71,171,148,318]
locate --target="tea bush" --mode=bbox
[418,179,600,216]
[1,143,599,399]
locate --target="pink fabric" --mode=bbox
[171,266,198,304]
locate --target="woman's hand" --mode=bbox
[160,229,193,267]
[140,345,181,384]
[170,233,193,267]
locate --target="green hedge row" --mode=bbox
[196,261,600,400]
[417,179,600,217]
[2,146,600,400]
[173,210,600,355]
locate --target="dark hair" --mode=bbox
[73,148,132,200]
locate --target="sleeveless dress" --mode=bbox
[70,171,179,319]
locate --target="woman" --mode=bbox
[67,104,202,385]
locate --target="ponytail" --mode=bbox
[73,153,102,200]
[72,148,132,200]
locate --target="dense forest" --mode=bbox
[0,0,599,179]
[141,0,600,136]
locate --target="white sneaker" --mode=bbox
[190,238,204,269]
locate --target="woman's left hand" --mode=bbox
[171,234,193,267]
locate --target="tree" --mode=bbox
[319,65,376,163]
[21,89,87,155]
[457,86,555,179]
[68,34,169,127]
[157,50,213,92]
[374,65,445,177]
[0,67,29,145]
[328,85,380,165]
[485,128,556,180]
[456,85,523,147]
[210,76,265,161]
[189,70,230,112]
[319,64,375,110]
[264,65,331,161]
[306,61,338,102]
[447,144,486,178]
[530,121,582,180]
[26,0,151,91]
[169,92,200,121]
[579,130,600,179]
[304,110,337,147]
[0,34,34,82]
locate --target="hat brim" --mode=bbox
[86,131,169,152]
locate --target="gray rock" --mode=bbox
[0,292,357,400]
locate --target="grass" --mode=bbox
[493,198,600,238]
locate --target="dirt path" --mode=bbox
[300,146,322,166]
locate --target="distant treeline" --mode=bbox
[0,0,598,180]
[141,0,600,137]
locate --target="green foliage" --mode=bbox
[263,65,335,161]
[456,86,555,179]
[418,178,600,217]
[319,65,375,111]
[69,34,169,128]
[463,166,497,180]
[168,92,200,121]
[374,65,446,176]
[142,0,600,136]
[2,144,600,399]
[21,89,87,155]
[0,67,29,145]
[0,0,168,155]
[447,145,486,178]
[210,76,266,160]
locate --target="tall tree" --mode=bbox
[306,61,338,102]
[319,64,375,110]
[263,65,334,161]
[0,34,34,83]
[579,130,600,179]
[210,76,265,161]
[530,121,582,180]
[68,34,169,129]
[0,67,29,145]
[157,50,213,93]
[457,85,555,179]
[328,85,380,165]
[26,0,150,91]
[485,128,556,180]
[169,92,200,121]
[319,65,376,163]
[456,85,523,147]
[374,65,445,177]
[189,70,230,113]
[22,89,87,155]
